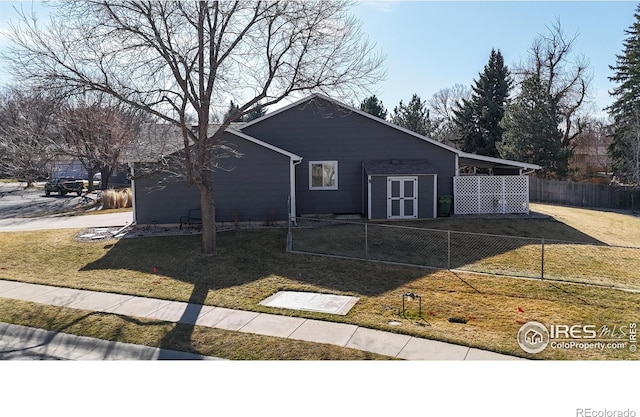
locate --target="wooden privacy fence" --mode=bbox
[530,177,639,211]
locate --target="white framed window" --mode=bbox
[309,161,338,190]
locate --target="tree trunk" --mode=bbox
[87,168,96,192]
[199,172,217,255]
[99,166,112,190]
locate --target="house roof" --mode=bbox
[241,93,541,172]
[123,123,301,163]
[458,152,541,171]
[225,127,302,161]
[364,159,437,176]
[122,123,187,163]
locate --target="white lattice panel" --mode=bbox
[453,176,530,215]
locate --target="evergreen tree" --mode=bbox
[359,95,388,120]
[453,49,511,157]
[391,93,432,136]
[223,100,241,122]
[608,5,640,185]
[243,103,267,122]
[223,100,267,123]
[499,75,569,178]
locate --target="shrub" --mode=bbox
[100,188,132,209]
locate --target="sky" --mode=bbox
[350,1,639,119]
[0,1,637,119]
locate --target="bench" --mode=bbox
[179,209,202,229]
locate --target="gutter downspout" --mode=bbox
[290,158,302,225]
[128,162,137,224]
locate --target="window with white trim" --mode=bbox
[309,161,338,190]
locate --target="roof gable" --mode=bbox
[241,93,541,172]
[240,93,461,155]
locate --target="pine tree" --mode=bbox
[223,100,241,122]
[359,95,388,120]
[453,49,511,157]
[499,75,568,178]
[391,93,432,136]
[608,5,640,185]
[243,103,267,122]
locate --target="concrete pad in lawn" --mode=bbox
[345,327,412,357]
[0,283,58,302]
[0,280,28,294]
[260,291,359,315]
[288,320,358,347]
[465,348,524,360]
[66,291,135,312]
[104,296,173,318]
[238,313,306,338]
[146,301,212,324]
[28,287,93,307]
[195,307,260,331]
[397,337,470,360]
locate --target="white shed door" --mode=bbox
[387,177,418,219]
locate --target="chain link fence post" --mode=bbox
[541,238,545,280]
[447,230,451,270]
[365,223,369,259]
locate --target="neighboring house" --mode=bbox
[125,94,540,225]
[569,131,612,182]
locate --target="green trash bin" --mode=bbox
[438,195,452,217]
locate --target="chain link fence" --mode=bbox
[287,217,640,291]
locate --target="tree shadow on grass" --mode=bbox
[81,215,610,301]
[78,218,626,354]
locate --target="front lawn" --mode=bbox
[1,205,638,360]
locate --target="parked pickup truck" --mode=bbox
[44,177,84,196]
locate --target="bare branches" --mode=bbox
[514,19,591,147]
[4,0,385,253]
[55,97,143,190]
[0,87,61,186]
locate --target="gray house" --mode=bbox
[127,94,540,225]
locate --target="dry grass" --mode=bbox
[291,213,640,289]
[1,215,638,360]
[0,298,390,360]
[530,203,640,247]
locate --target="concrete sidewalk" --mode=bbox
[0,279,522,360]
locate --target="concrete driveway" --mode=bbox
[0,211,132,232]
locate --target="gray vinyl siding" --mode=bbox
[243,97,456,217]
[134,173,199,224]
[133,132,291,224]
[418,175,436,218]
[368,176,387,219]
[368,174,435,219]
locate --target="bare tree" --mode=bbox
[569,117,612,180]
[55,98,142,191]
[0,86,60,187]
[514,19,591,152]
[6,1,385,254]
[428,84,470,147]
